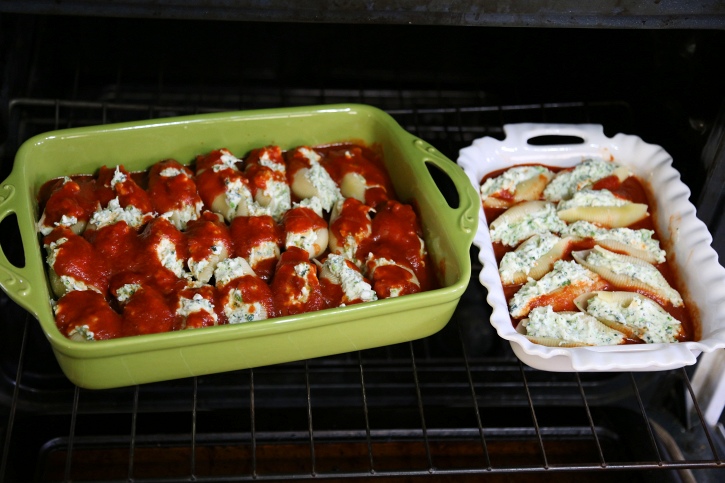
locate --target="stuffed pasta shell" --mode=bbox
[364,254,421,299]
[185,211,233,284]
[321,145,394,208]
[317,253,377,308]
[270,246,324,316]
[285,146,342,212]
[218,273,276,324]
[328,197,374,267]
[480,165,555,209]
[543,158,631,201]
[195,149,256,222]
[92,165,155,230]
[230,215,283,282]
[44,227,111,299]
[171,283,222,330]
[137,216,190,292]
[38,176,99,236]
[244,145,292,221]
[147,159,204,230]
[54,290,123,341]
[282,201,329,259]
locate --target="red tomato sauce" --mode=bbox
[38,143,438,341]
[55,290,123,340]
[147,159,201,214]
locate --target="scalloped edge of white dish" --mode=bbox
[458,122,725,372]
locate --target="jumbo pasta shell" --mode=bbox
[557,203,649,228]
[515,317,590,347]
[489,200,550,231]
[574,290,683,344]
[571,246,683,307]
[499,234,572,285]
[514,172,554,202]
[573,291,643,340]
[594,238,660,265]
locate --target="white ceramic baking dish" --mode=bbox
[458,122,725,372]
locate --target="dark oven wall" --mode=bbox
[1,12,725,483]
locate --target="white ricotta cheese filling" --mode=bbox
[159,167,185,178]
[115,283,142,303]
[257,180,292,220]
[223,177,254,217]
[258,151,286,173]
[45,237,69,268]
[564,221,666,263]
[110,166,128,189]
[188,257,211,280]
[585,295,682,344]
[224,289,267,324]
[498,233,561,284]
[177,293,218,324]
[160,200,203,230]
[323,254,377,303]
[556,189,629,211]
[214,257,254,287]
[544,158,626,201]
[509,260,598,318]
[292,262,313,303]
[489,202,566,247]
[91,197,149,229]
[480,165,553,199]
[248,241,279,267]
[155,237,186,278]
[298,148,342,212]
[67,324,96,341]
[213,150,242,172]
[286,227,319,254]
[525,306,625,346]
[60,275,102,294]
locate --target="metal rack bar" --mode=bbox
[574,372,606,467]
[629,373,664,464]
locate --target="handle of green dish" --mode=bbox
[411,137,479,243]
[0,171,42,317]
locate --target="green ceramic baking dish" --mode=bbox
[0,104,478,389]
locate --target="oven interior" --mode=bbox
[1,13,725,482]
